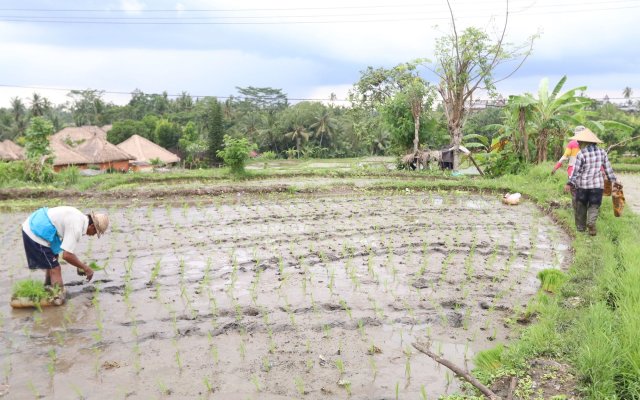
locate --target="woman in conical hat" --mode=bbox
[564,126,616,236]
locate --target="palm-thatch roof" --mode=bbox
[0,140,25,161]
[51,126,108,146]
[75,136,134,163]
[116,134,180,164]
[49,139,91,166]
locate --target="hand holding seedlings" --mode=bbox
[19,207,110,303]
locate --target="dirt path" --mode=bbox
[620,174,640,213]
[0,191,571,399]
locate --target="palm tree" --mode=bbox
[623,87,633,105]
[284,125,310,158]
[10,97,27,138]
[509,76,589,163]
[29,93,47,116]
[310,110,337,148]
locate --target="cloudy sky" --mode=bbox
[0,0,639,108]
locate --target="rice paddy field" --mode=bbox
[0,187,571,399]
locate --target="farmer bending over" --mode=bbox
[22,206,109,297]
[564,127,617,236]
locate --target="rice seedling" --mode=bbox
[27,380,41,398]
[395,381,400,400]
[47,348,56,377]
[339,298,352,320]
[249,374,261,392]
[238,339,246,361]
[262,356,271,372]
[70,383,85,399]
[156,379,171,396]
[173,339,183,373]
[335,358,345,376]
[294,376,305,396]
[203,376,214,393]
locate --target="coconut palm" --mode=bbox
[310,110,338,148]
[623,87,633,105]
[284,125,310,159]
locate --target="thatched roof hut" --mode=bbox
[75,136,133,164]
[0,140,25,161]
[51,126,108,146]
[50,139,91,167]
[116,134,180,165]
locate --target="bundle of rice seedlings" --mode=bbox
[537,269,567,293]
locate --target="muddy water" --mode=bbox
[0,191,571,399]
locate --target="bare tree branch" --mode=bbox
[413,341,501,400]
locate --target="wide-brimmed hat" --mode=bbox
[90,212,109,238]
[570,126,603,144]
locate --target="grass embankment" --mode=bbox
[612,163,640,173]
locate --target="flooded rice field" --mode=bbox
[0,191,571,399]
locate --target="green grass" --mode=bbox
[612,163,640,173]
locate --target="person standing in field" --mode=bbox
[564,127,617,236]
[21,206,109,301]
[552,138,580,177]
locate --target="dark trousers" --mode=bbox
[574,188,603,231]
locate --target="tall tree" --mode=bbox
[67,89,105,126]
[10,97,27,138]
[424,0,536,168]
[623,86,633,105]
[235,86,288,111]
[204,98,224,163]
[310,110,338,148]
[29,93,49,117]
[351,62,435,154]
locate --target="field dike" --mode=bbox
[0,189,571,399]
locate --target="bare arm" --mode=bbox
[62,251,94,281]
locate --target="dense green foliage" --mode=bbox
[216,135,255,174]
[23,117,54,183]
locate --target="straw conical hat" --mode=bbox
[570,127,602,143]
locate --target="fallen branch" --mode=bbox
[412,341,501,400]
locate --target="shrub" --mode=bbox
[256,151,277,160]
[0,161,26,184]
[56,166,80,186]
[216,135,256,174]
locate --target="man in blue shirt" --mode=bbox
[22,206,109,302]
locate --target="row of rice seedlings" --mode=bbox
[91,283,104,377]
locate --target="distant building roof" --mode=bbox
[49,139,91,166]
[51,125,108,146]
[116,134,180,164]
[0,140,25,161]
[75,136,134,163]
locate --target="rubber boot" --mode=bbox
[587,204,600,236]
[574,201,588,232]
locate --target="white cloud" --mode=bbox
[120,0,145,14]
